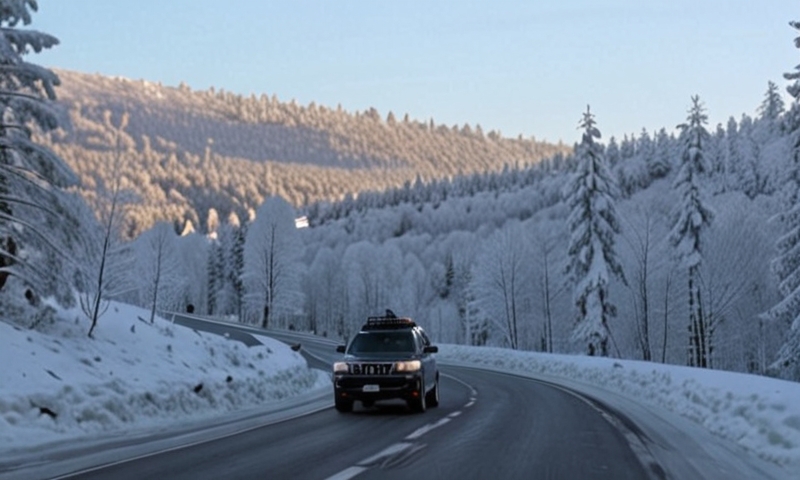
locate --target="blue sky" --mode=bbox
[33,0,798,144]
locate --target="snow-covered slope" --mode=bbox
[3,302,799,477]
[0,301,327,451]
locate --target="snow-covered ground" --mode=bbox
[0,301,328,453]
[440,344,800,473]
[3,302,799,477]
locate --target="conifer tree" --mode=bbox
[0,1,80,311]
[230,221,247,321]
[763,20,800,379]
[651,128,673,179]
[670,96,714,368]
[605,137,620,168]
[206,240,221,314]
[758,81,785,127]
[563,106,626,356]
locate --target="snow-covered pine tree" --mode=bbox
[0,1,81,315]
[205,237,221,314]
[563,106,626,356]
[763,20,800,380]
[651,128,674,179]
[605,136,620,168]
[758,81,785,130]
[723,116,742,192]
[638,129,657,180]
[736,114,763,199]
[229,212,246,321]
[208,219,240,317]
[670,95,714,368]
[619,134,635,161]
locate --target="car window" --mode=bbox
[348,331,415,354]
[418,329,431,347]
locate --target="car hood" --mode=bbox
[343,353,418,361]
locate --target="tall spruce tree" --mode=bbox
[563,106,626,356]
[670,96,714,368]
[763,20,800,379]
[758,81,785,127]
[0,1,80,313]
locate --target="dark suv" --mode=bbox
[333,316,439,413]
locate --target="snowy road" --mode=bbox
[36,345,650,479]
[5,316,787,479]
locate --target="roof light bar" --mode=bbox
[364,316,416,329]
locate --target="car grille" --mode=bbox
[338,376,409,389]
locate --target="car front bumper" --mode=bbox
[334,373,423,402]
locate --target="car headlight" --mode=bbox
[394,360,421,372]
[333,362,349,374]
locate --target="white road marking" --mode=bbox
[441,371,477,397]
[325,466,368,480]
[404,418,451,441]
[329,371,478,480]
[358,442,414,465]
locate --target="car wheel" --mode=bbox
[335,397,353,413]
[426,376,440,408]
[408,380,427,413]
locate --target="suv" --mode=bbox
[333,316,439,413]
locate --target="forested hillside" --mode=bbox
[54,69,796,380]
[112,76,792,382]
[22,71,800,381]
[40,70,568,238]
[5,11,800,386]
[285,87,796,378]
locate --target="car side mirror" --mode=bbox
[423,345,438,354]
[336,345,346,353]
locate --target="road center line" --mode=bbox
[325,466,367,480]
[405,417,451,441]
[357,442,414,466]
[327,371,477,480]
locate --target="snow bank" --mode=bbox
[439,344,800,470]
[0,301,327,451]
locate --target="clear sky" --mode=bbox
[31,0,799,144]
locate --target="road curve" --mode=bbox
[44,368,649,480]
[44,314,652,479]
[4,315,785,479]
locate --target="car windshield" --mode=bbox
[348,331,415,354]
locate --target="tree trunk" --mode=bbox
[661,271,672,363]
[543,271,553,353]
[688,269,698,367]
[262,305,269,329]
[696,284,707,368]
[149,242,163,324]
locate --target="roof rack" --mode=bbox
[363,316,416,330]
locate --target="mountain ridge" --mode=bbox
[40,69,570,237]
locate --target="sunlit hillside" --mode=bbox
[40,70,570,237]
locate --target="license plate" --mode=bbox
[363,384,380,392]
